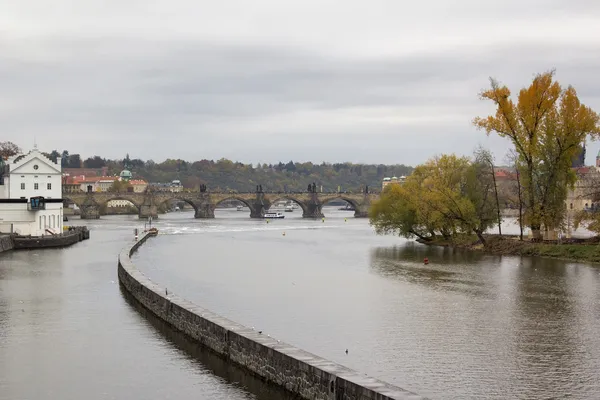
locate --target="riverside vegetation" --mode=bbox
[370,70,600,263]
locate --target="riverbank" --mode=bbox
[0,234,14,254]
[0,226,90,252]
[418,234,600,264]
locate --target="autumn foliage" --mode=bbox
[369,152,499,244]
[474,70,600,238]
[0,141,21,160]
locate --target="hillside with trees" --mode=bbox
[1,143,412,192]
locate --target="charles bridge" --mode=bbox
[62,188,379,219]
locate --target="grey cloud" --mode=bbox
[1,24,600,164]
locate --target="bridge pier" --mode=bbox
[353,195,372,218]
[354,204,369,218]
[80,196,100,219]
[194,203,215,218]
[139,195,159,219]
[139,204,158,219]
[302,194,324,218]
[249,192,269,218]
[80,204,100,219]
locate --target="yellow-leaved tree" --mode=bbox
[473,71,600,239]
[370,153,499,244]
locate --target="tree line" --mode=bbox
[0,145,412,193]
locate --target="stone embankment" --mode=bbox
[0,234,14,254]
[118,232,426,400]
[12,226,90,250]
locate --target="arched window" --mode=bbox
[39,216,42,230]
[570,203,573,209]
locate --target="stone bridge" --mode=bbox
[62,190,379,219]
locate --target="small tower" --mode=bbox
[596,149,600,170]
[120,154,133,182]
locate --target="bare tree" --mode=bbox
[474,146,502,236]
[506,149,524,240]
[0,141,21,160]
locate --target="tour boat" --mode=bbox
[264,212,285,219]
[285,205,294,212]
[237,205,244,211]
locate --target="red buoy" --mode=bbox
[423,257,429,265]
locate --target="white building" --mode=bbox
[0,148,65,236]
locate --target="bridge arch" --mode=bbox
[99,196,142,212]
[320,196,360,210]
[267,196,307,214]
[156,197,199,214]
[62,196,85,209]
[214,196,256,215]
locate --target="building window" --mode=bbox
[33,165,39,170]
[34,183,39,190]
[21,183,25,190]
[47,183,52,190]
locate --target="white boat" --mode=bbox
[264,212,285,219]
[237,205,244,211]
[285,205,294,212]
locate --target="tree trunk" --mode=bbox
[490,164,502,236]
[474,229,486,246]
[410,230,432,242]
[516,169,524,241]
[527,162,541,240]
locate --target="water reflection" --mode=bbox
[371,244,492,298]
[370,244,600,398]
[119,286,295,400]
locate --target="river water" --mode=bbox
[0,216,291,400]
[2,209,600,399]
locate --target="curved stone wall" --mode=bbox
[118,232,427,400]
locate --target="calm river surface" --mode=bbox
[3,208,600,399]
[135,208,600,399]
[0,215,292,400]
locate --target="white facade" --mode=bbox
[2,150,63,199]
[0,148,64,236]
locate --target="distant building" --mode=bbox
[75,176,119,193]
[149,180,183,193]
[381,176,406,190]
[0,147,65,235]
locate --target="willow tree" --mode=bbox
[474,71,600,238]
[370,153,498,244]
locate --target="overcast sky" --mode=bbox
[2,0,600,166]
